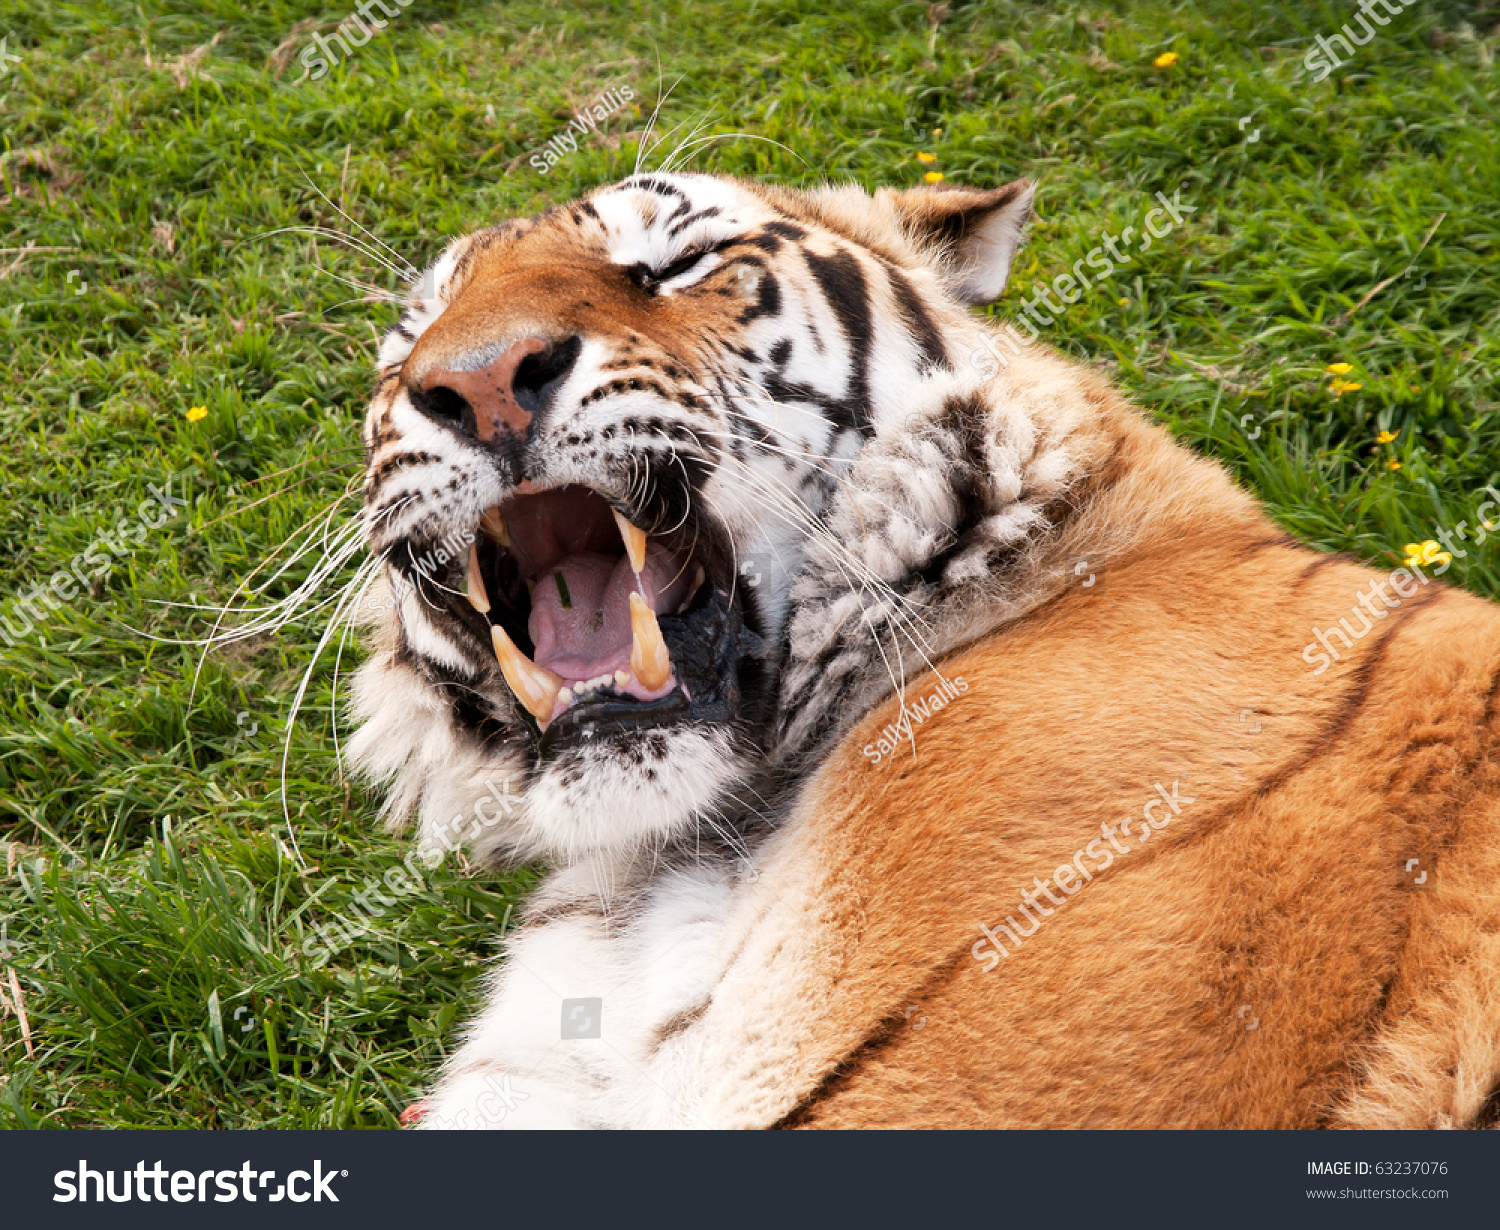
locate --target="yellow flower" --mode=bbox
[1117,297,1130,307]
[1386,459,1401,471]
[924,171,944,183]
[186,405,207,422]
[1325,362,1353,375]
[1403,540,1449,568]
[917,151,936,163]
[1329,378,1362,396]
[932,127,942,137]
[1154,51,1178,68]
[1409,384,1421,393]
[1375,429,1398,444]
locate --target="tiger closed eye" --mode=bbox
[656,251,707,281]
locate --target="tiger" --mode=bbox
[346,169,1500,1129]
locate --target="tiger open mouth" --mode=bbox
[457,485,756,757]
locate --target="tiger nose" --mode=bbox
[414,336,581,441]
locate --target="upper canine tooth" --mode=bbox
[491,624,562,724]
[465,544,491,613]
[480,508,511,547]
[612,508,648,574]
[628,592,672,691]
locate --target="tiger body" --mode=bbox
[347,169,1500,1128]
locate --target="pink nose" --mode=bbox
[420,337,548,441]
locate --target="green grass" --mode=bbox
[1,0,1497,1127]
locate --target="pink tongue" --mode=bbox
[527,544,691,683]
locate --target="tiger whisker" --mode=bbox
[654,111,721,175]
[294,168,420,276]
[632,52,686,178]
[278,552,386,869]
[706,429,935,625]
[251,225,411,283]
[195,467,359,532]
[658,131,811,173]
[311,264,404,304]
[330,562,385,780]
[714,456,946,697]
[242,446,365,487]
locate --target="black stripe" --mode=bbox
[737,266,781,325]
[803,247,874,434]
[1253,584,1447,801]
[667,205,721,237]
[663,194,695,230]
[628,175,687,201]
[1232,534,1297,560]
[761,372,846,420]
[453,243,478,280]
[885,264,949,374]
[1291,551,1355,590]
[742,230,783,255]
[773,947,970,1128]
[764,220,807,241]
[1481,657,1500,727]
[368,450,438,487]
[900,393,993,589]
[1474,1082,1500,1129]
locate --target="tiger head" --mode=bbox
[348,172,1037,867]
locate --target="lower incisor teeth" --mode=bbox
[628,592,672,691]
[491,624,562,724]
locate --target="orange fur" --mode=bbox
[770,408,1500,1129]
[356,170,1500,1129]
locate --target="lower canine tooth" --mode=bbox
[491,624,562,724]
[480,508,510,547]
[628,591,672,691]
[465,544,491,613]
[612,508,648,574]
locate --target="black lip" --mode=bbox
[537,580,763,760]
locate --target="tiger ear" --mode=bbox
[883,178,1034,306]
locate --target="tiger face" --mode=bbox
[350,172,1034,865]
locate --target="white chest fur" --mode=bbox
[421,858,754,1129]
